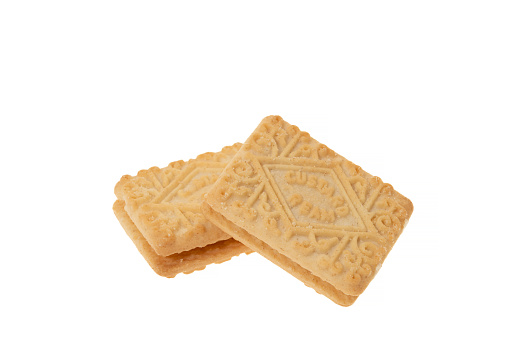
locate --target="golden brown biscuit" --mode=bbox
[115,143,244,257]
[203,116,413,306]
[114,200,251,278]
[202,203,357,306]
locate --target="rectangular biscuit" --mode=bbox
[203,116,413,306]
[114,143,252,277]
[114,200,250,278]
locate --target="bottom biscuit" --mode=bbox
[202,202,357,306]
[113,200,252,278]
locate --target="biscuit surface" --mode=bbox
[204,116,413,302]
[114,200,251,278]
[115,143,243,257]
[202,203,357,306]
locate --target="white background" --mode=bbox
[1,1,508,338]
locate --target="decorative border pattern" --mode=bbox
[208,117,412,295]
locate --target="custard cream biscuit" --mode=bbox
[203,116,413,306]
[114,143,252,277]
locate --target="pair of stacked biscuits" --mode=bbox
[113,116,413,306]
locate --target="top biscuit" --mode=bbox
[115,143,242,257]
[205,116,413,296]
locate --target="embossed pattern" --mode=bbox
[204,116,413,303]
[113,200,251,278]
[115,143,244,257]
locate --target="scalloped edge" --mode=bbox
[113,200,252,278]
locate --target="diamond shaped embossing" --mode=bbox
[164,167,223,205]
[204,116,413,305]
[116,144,242,257]
[264,164,366,232]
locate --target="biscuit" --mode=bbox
[115,143,245,257]
[114,200,250,278]
[203,116,413,306]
